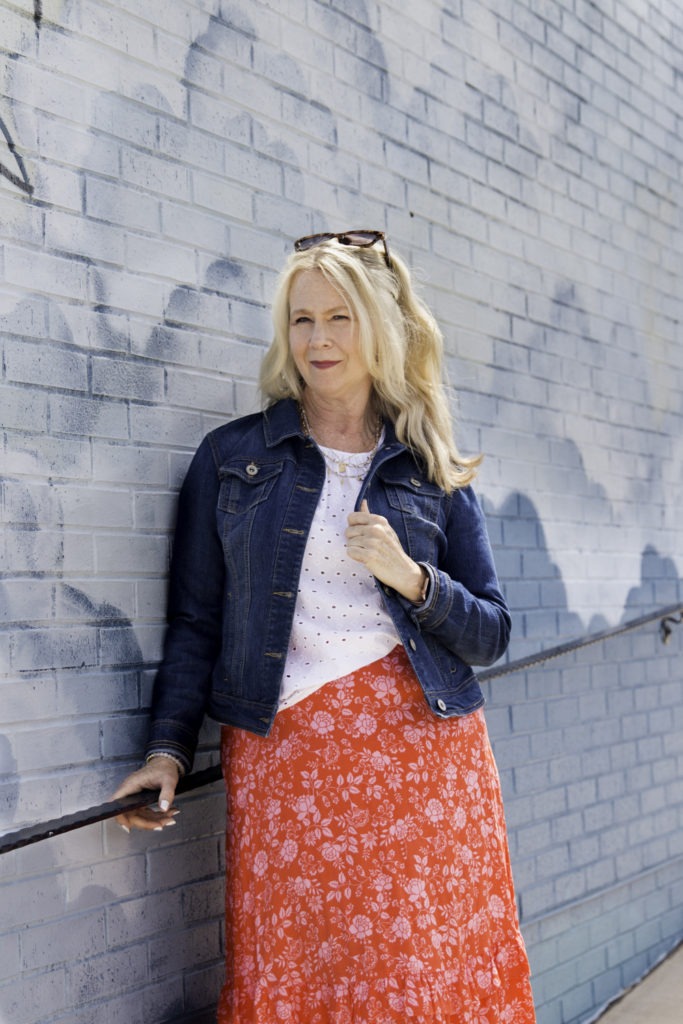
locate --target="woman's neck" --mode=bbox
[299,393,380,452]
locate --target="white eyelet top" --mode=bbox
[279,442,400,710]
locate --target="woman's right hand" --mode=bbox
[112,757,181,833]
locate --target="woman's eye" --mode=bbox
[292,316,311,325]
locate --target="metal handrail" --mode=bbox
[478,602,683,681]
[1,601,681,857]
[0,766,224,856]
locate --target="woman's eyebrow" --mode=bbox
[290,304,350,316]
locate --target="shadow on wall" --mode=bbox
[0,476,144,834]
[624,545,682,616]
[485,490,682,666]
[485,490,599,659]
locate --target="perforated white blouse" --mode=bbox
[279,441,399,709]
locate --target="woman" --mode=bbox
[116,230,536,1023]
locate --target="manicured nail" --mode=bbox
[154,826,164,832]
[159,800,170,812]
[165,819,177,827]
[120,824,130,834]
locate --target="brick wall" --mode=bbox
[1,1,681,1021]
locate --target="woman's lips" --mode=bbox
[310,360,341,369]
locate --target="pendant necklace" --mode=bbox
[299,404,382,480]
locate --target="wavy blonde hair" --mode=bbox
[260,239,481,491]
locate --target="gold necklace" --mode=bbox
[299,404,382,478]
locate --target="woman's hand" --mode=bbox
[346,500,427,603]
[112,757,181,833]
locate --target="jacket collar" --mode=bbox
[262,398,305,446]
[262,398,403,450]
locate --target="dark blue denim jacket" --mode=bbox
[147,399,511,771]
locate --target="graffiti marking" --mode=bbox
[0,116,34,195]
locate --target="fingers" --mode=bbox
[113,763,180,834]
[346,512,398,575]
[347,502,374,528]
[158,775,178,814]
[345,505,423,600]
[116,805,180,833]
[346,503,391,549]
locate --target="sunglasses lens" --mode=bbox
[294,233,334,251]
[339,231,380,247]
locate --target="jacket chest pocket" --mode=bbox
[383,476,443,555]
[385,476,442,522]
[218,460,284,514]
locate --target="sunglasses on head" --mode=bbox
[293,230,393,269]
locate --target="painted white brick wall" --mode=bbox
[1,1,681,1021]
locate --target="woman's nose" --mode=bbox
[309,319,330,347]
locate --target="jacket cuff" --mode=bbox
[146,719,198,776]
[410,562,452,628]
[413,562,438,613]
[145,751,187,776]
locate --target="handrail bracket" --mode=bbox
[660,612,683,644]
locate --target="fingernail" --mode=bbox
[120,824,130,834]
[165,819,177,827]
[159,800,170,812]
[154,826,164,832]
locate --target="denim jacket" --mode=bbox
[147,399,511,771]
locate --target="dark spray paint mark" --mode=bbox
[35,1,43,28]
[0,117,34,195]
[203,258,245,295]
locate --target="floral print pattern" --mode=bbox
[218,646,535,1023]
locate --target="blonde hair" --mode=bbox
[260,239,481,491]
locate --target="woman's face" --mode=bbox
[288,270,372,407]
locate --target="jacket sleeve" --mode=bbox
[405,485,511,667]
[145,435,225,772]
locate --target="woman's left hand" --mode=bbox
[346,500,427,603]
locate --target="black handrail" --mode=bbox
[1,602,681,857]
[478,602,683,681]
[0,766,223,856]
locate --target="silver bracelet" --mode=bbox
[145,751,186,776]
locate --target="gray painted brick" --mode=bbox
[69,945,149,1007]
[0,966,68,1023]
[0,870,67,931]
[45,209,125,266]
[4,249,88,303]
[85,176,161,233]
[106,890,184,948]
[0,933,21,982]
[10,628,99,674]
[149,920,222,980]
[1,3,682,1023]
[22,911,106,971]
[129,406,204,448]
[91,443,169,487]
[48,394,129,440]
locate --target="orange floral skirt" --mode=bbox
[218,645,535,1024]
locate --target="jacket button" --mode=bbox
[410,477,422,487]
[436,699,447,712]
[409,638,417,651]
[246,463,259,476]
